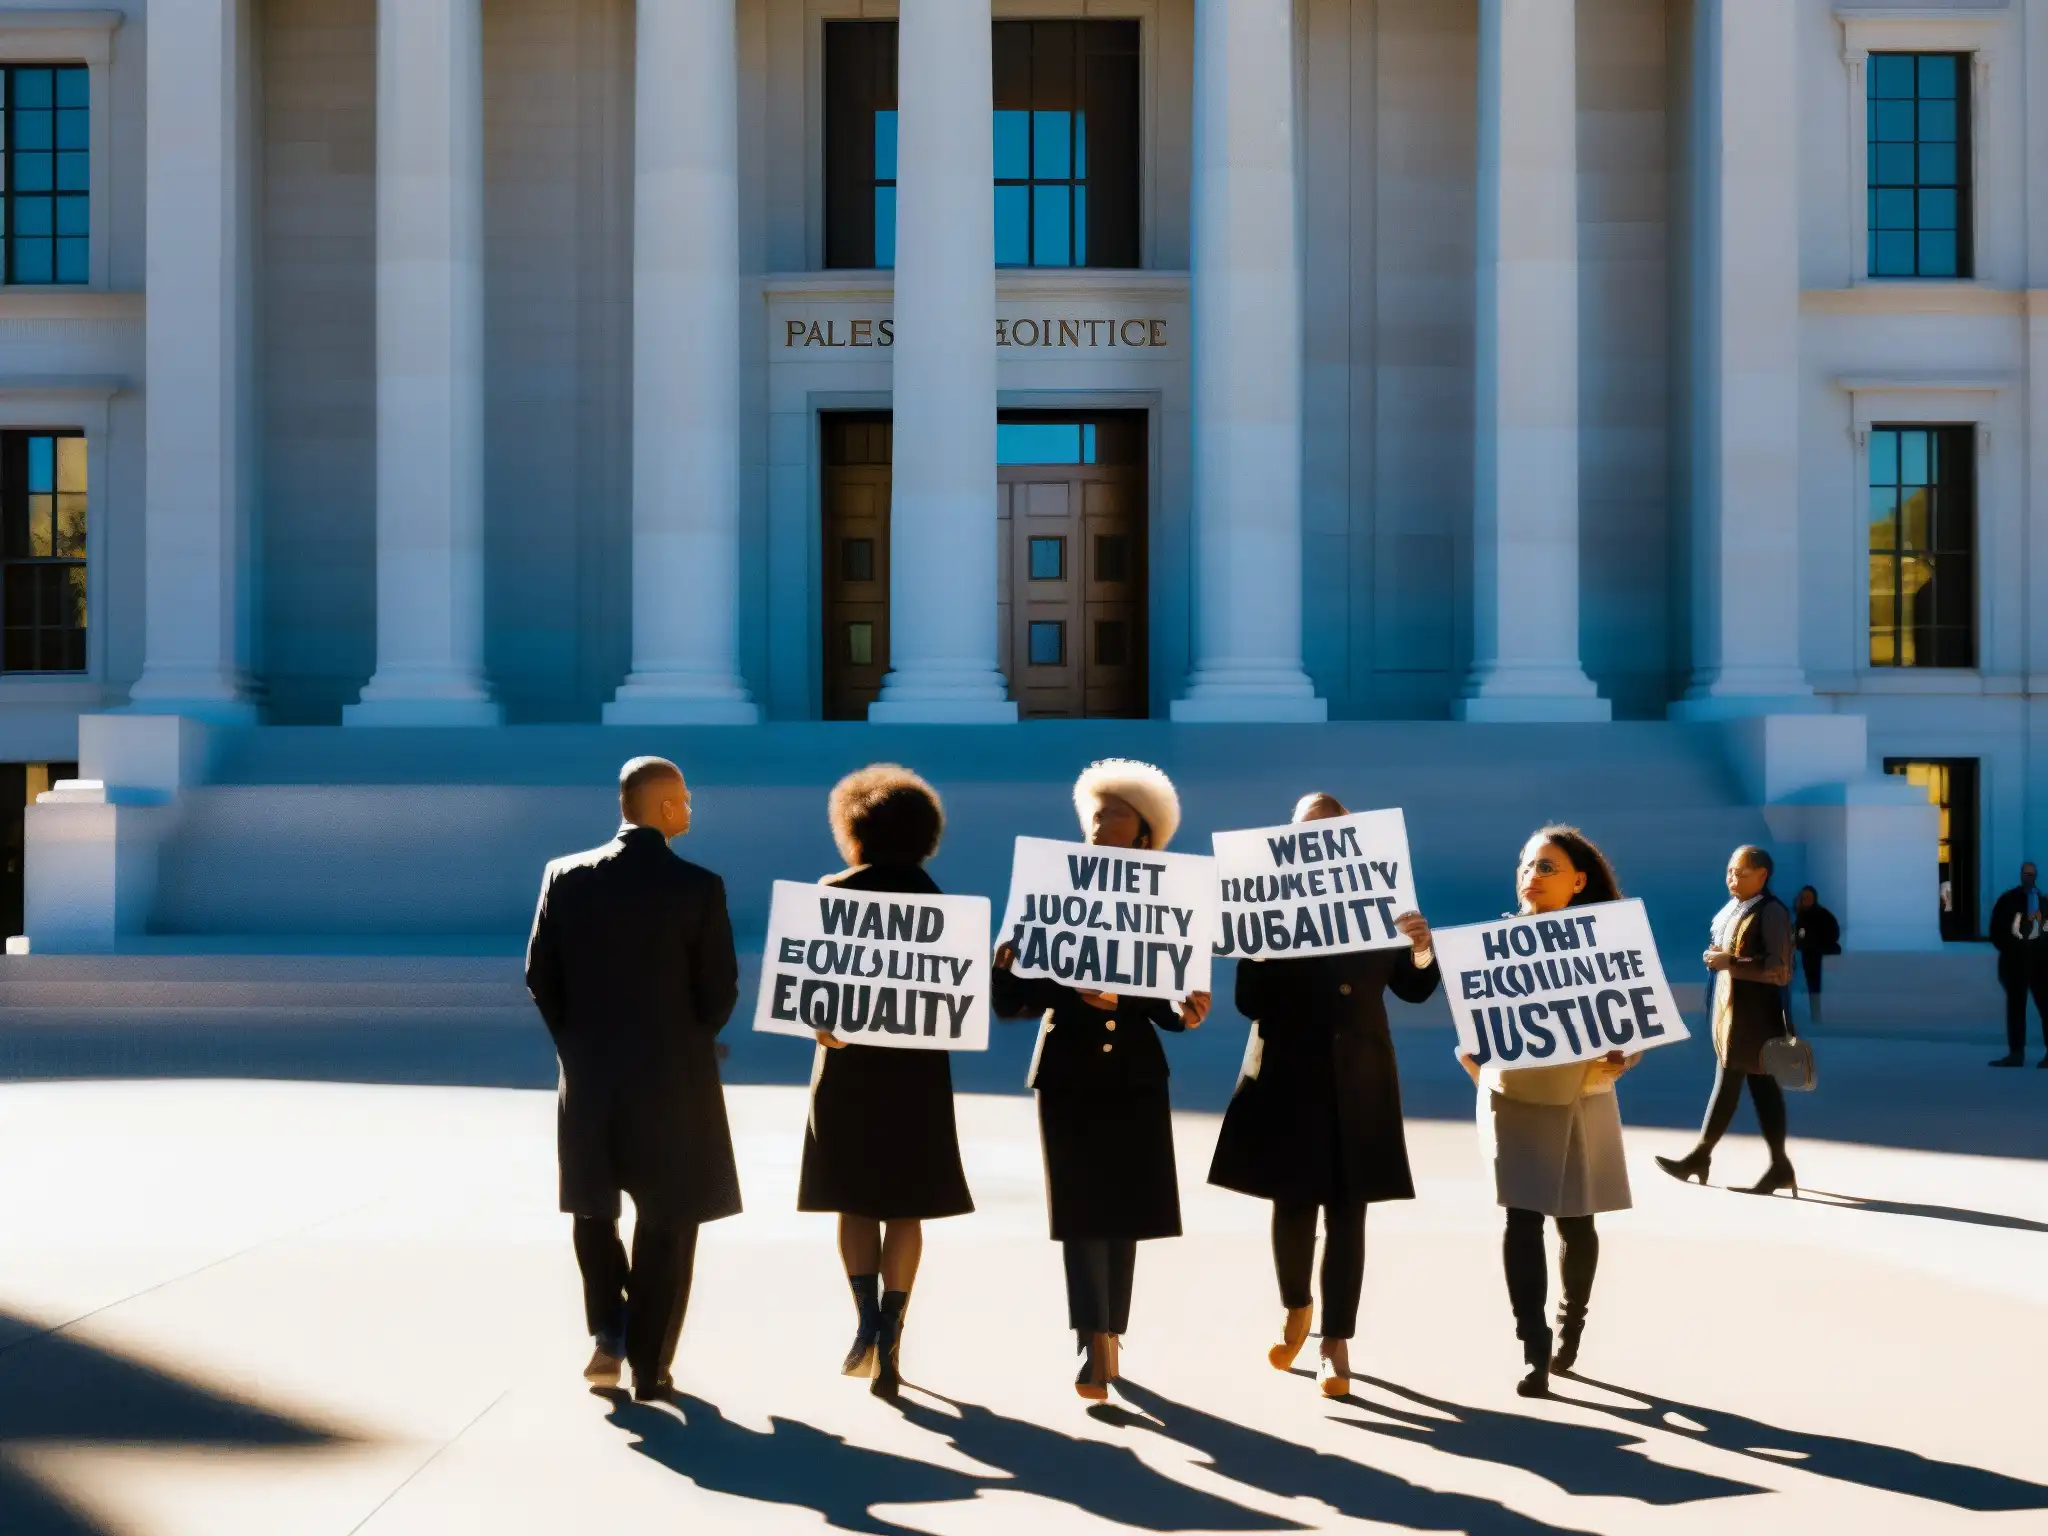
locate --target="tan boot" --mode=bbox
[1268,1305,1314,1371]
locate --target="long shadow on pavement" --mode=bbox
[0,1311,354,1536]
[1340,1375,1763,1504]
[1792,1189,2048,1234]
[1110,1378,1604,1536]
[1557,1373,2048,1512]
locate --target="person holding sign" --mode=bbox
[1207,792,1439,1399]
[1457,827,1638,1398]
[992,759,1212,1402]
[1656,846,1798,1196]
[797,766,974,1400]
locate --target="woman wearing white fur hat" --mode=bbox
[992,759,1212,1401]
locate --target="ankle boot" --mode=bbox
[1517,1328,1553,1398]
[1654,1148,1712,1185]
[842,1273,881,1376]
[1551,1305,1586,1374]
[871,1291,908,1398]
[1743,1158,1798,1198]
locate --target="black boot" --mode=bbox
[1551,1310,1585,1374]
[1517,1328,1552,1398]
[871,1290,908,1399]
[842,1273,881,1376]
[1654,1148,1712,1185]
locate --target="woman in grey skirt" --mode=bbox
[1458,825,1638,1398]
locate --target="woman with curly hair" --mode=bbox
[992,759,1212,1401]
[1458,825,1638,1398]
[800,763,973,1399]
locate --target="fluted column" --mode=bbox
[1672,0,1813,718]
[347,0,500,726]
[605,0,758,724]
[869,0,1016,722]
[1171,0,1325,723]
[1454,0,1609,722]
[127,0,257,723]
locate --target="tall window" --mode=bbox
[824,21,1139,271]
[1884,758,1979,940]
[1867,52,1969,279]
[0,431,87,673]
[1868,425,1973,669]
[1,65,90,285]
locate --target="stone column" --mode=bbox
[347,0,500,726]
[605,0,758,724]
[1454,0,1608,722]
[869,0,1016,722]
[1171,0,1325,722]
[1672,0,1813,718]
[126,0,257,722]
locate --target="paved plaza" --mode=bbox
[2,1026,2046,1535]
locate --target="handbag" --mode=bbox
[1760,1028,1817,1092]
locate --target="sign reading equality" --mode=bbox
[998,836,1217,1002]
[1432,898,1688,1070]
[1211,808,1418,958]
[754,881,991,1052]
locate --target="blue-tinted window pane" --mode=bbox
[1919,189,1957,230]
[994,110,1029,179]
[1871,54,1917,98]
[1873,230,1914,275]
[55,68,87,108]
[1074,112,1086,178]
[1873,188,1915,230]
[873,110,897,182]
[1917,55,1956,98]
[1075,187,1087,265]
[12,197,52,236]
[13,70,52,109]
[1033,111,1071,179]
[55,152,87,191]
[1082,424,1097,464]
[1900,430,1929,485]
[56,108,87,150]
[1872,99,1915,141]
[26,435,54,492]
[55,197,86,236]
[1028,537,1064,581]
[1032,184,1070,266]
[997,423,1084,465]
[14,154,53,193]
[1872,143,1914,185]
[1918,99,1957,142]
[14,111,52,151]
[55,238,86,283]
[1028,621,1064,667]
[1870,430,1899,485]
[873,186,895,268]
[12,240,52,282]
[994,184,1029,265]
[1918,230,1958,276]
[1919,142,1957,186]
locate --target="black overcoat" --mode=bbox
[525,824,742,1226]
[1989,886,2048,988]
[1208,949,1439,1207]
[797,864,975,1220]
[991,963,1186,1242]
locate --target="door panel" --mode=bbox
[821,415,893,720]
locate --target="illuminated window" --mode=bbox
[1868,426,1973,668]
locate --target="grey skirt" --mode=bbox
[1479,1085,1633,1218]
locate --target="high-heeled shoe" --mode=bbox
[871,1290,908,1399]
[1654,1149,1712,1185]
[1742,1159,1799,1197]
[1317,1340,1351,1399]
[841,1273,881,1376]
[1268,1305,1314,1371]
[1074,1332,1111,1401]
[1516,1329,1552,1398]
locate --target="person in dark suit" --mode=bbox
[1987,863,2048,1067]
[1207,791,1438,1399]
[1656,845,1796,1196]
[991,759,1212,1401]
[525,756,742,1402]
[800,764,974,1400]
[1790,886,1840,1026]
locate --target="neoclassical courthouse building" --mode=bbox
[1,0,2044,966]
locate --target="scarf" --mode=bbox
[1711,892,1767,954]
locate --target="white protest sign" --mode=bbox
[1432,898,1688,1069]
[998,836,1216,1001]
[1212,808,1418,958]
[753,881,991,1051]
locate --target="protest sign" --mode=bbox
[1432,898,1688,1069]
[1211,808,1418,958]
[753,880,991,1051]
[998,836,1217,1001]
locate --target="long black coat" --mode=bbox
[525,824,742,1226]
[1208,949,1439,1207]
[991,963,1186,1242]
[798,864,974,1221]
[1989,886,2048,988]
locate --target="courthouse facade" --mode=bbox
[1,0,2045,940]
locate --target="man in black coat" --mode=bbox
[525,756,743,1399]
[1988,862,2048,1068]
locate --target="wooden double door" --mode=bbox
[822,412,1147,720]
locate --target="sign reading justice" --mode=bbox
[1211,808,1417,958]
[754,881,991,1052]
[1431,899,1688,1070]
[998,836,1216,1002]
